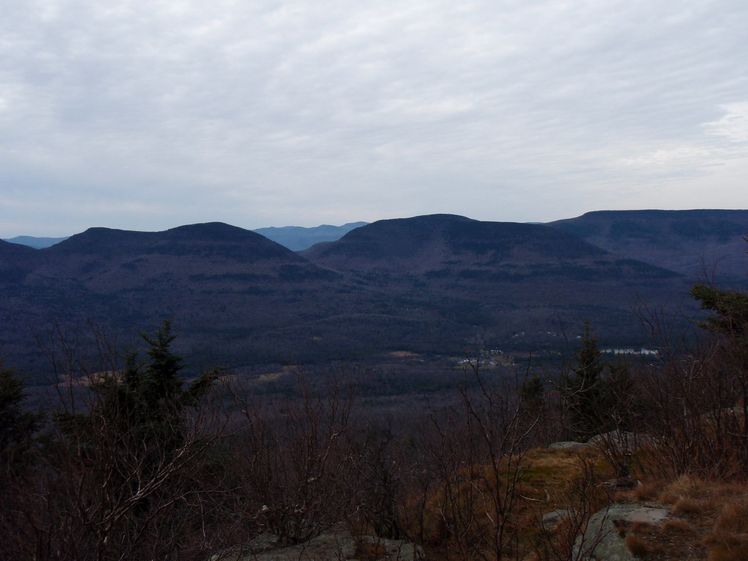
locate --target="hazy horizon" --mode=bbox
[5,207,748,240]
[2,1,748,237]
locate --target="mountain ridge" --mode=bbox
[3,211,744,380]
[4,221,369,252]
[48,222,303,262]
[302,214,678,281]
[549,209,748,283]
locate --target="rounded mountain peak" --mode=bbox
[164,222,263,241]
[304,214,607,272]
[47,222,302,262]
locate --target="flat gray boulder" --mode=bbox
[547,441,589,451]
[574,503,669,561]
[211,528,423,561]
[587,431,649,454]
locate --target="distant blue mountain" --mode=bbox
[254,222,367,251]
[4,235,68,249]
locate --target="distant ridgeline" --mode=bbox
[549,210,748,282]
[5,222,369,252]
[1,210,746,380]
[4,235,69,249]
[254,222,368,251]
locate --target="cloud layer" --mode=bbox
[1,0,747,235]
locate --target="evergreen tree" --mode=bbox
[0,364,41,474]
[58,321,217,462]
[103,321,216,447]
[563,323,606,441]
[692,282,748,440]
[139,320,184,412]
[520,374,545,418]
[604,362,636,432]
[691,283,748,336]
[44,323,219,560]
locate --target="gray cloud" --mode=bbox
[1,0,747,236]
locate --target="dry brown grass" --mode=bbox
[620,477,748,561]
[621,516,702,561]
[520,446,609,487]
[704,500,748,561]
[633,481,662,502]
[713,500,748,534]
[706,540,748,561]
[662,518,695,534]
[673,498,715,516]
[659,476,746,503]
[409,451,748,561]
[402,446,612,559]
[658,475,701,504]
[626,534,662,557]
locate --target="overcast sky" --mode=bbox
[1,0,747,236]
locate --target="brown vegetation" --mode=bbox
[1,269,747,561]
[625,534,660,557]
[607,477,748,561]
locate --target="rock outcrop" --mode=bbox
[547,441,589,451]
[574,503,669,561]
[211,528,423,561]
